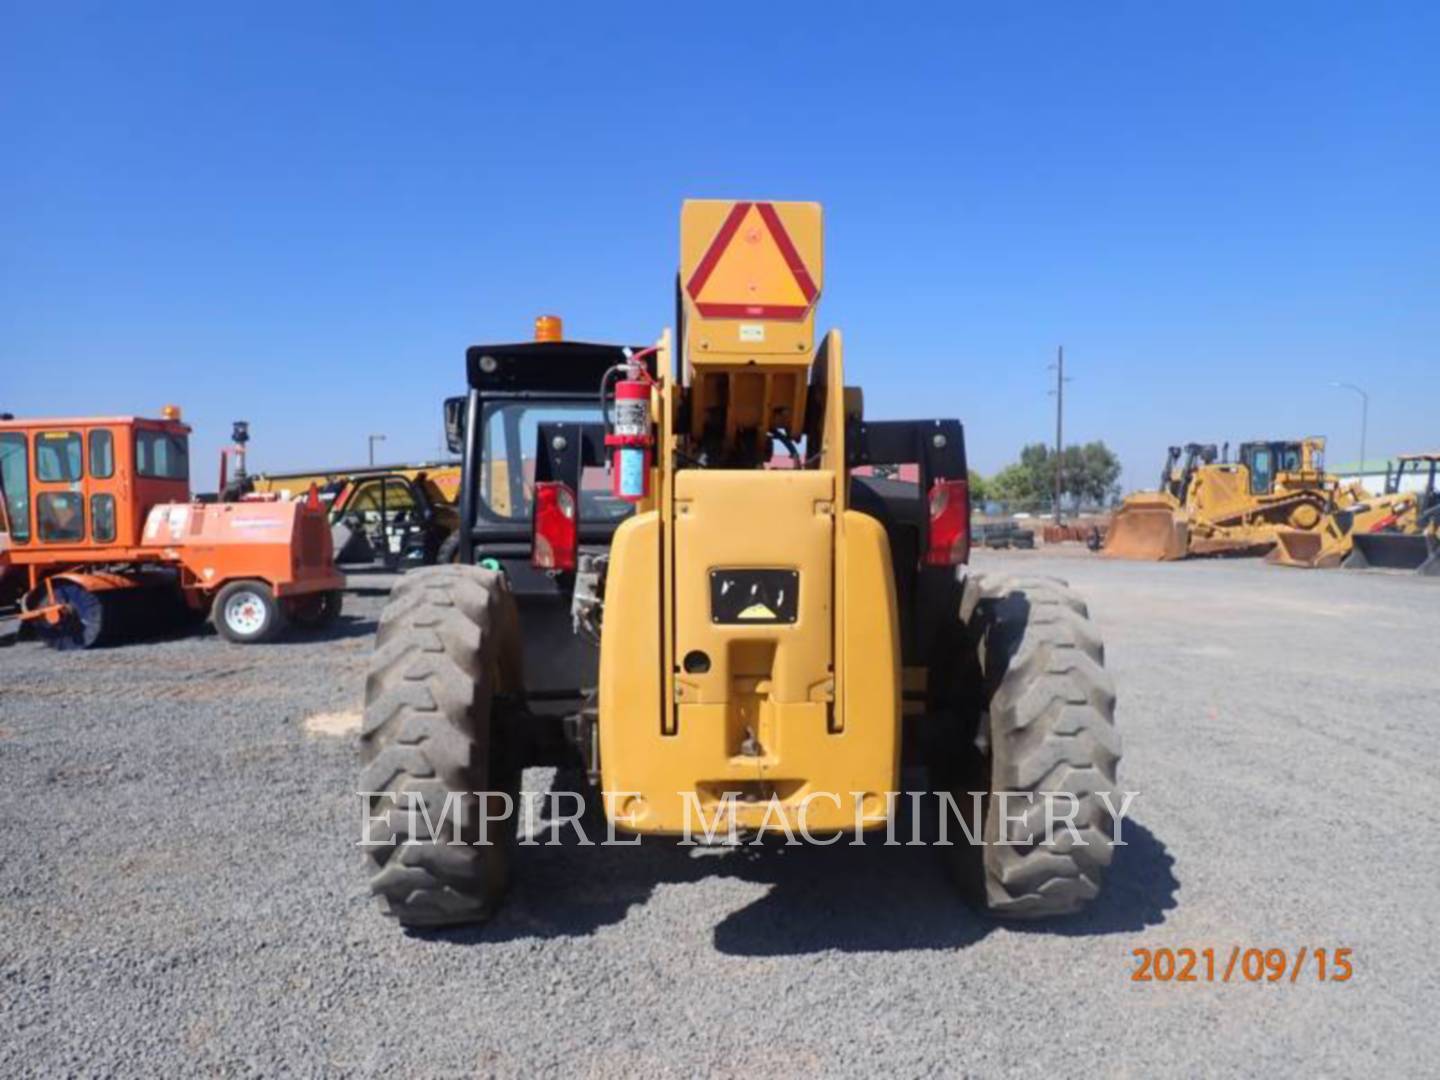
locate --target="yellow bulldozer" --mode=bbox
[358,200,1124,928]
[1104,436,1412,564]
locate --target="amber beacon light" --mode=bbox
[534,314,564,342]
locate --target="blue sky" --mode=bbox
[2,2,1436,485]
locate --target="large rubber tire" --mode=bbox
[948,574,1122,917]
[359,565,524,927]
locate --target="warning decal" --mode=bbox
[685,202,818,320]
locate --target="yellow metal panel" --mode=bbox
[809,330,848,511]
[599,492,899,836]
[680,200,822,362]
[834,509,900,757]
[673,469,834,709]
[598,510,663,769]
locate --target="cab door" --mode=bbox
[31,429,88,549]
[334,477,432,568]
[84,426,122,546]
[1247,446,1275,495]
[0,430,32,548]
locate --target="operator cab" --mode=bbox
[1239,440,1311,496]
[329,473,439,570]
[445,318,655,703]
[0,411,190,554]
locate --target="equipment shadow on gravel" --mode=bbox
[418,817,1177,956]
[266,614,379,644]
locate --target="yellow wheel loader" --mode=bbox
[1265,452,1426,569]
[358,201,1122,927]
[1339,454,1440,575]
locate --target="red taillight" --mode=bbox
[925,478,970,566]
[532,481,578,571]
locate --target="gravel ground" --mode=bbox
[1,555,1437,1077]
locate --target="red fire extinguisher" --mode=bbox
[605,350,656,503]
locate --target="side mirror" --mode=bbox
[443,397,466,456]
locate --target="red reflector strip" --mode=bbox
[532,481,578,571]
[685,201,817,321]
[691,302,812,320]
[684,201,751,301]
[925,478,970,567]
[754,202,818,304]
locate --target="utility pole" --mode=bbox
[368,433,386,467]
[1048,346,1070,525]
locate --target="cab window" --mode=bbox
[89,430,115,479]
[91,493,117,543]
[351,479,413,510]
[478,402,631,523]
[37,491,85,542]
[1249,448,1274,495]
[0,433,30,542]
[346,479,419,520]
[36,431,83,482]
[135,430,189,480]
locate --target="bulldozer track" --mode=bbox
[1201,490,1330,531]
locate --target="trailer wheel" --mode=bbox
[287,589,343,629]
[936,574,1122,917]
[359,565,523,927]
[213,580,287,644]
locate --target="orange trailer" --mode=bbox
[0,408,344,649]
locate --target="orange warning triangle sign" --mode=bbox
[685,202,818,320]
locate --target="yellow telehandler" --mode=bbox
[358,201,1123,927]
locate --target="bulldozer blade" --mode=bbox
[1344,532,1438,574]
[1186,537,1276,558]
[1265,529,1342,569]
[1101,507,1189,561]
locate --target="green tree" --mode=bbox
[1063,441,1123,506]
[968,469,990,505]
[990,460,1045,507]
[990,440,1123,510]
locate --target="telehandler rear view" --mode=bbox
[360,201,1122,926]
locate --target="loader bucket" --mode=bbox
[1101,506,1189,561]
[1265,529,1342,569]
[1344,532,1438,574]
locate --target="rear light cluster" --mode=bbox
[532,481,578,571]
[924,478,970,567]
[534,476,965,570]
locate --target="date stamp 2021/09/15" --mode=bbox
[1132,947,1354,984]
